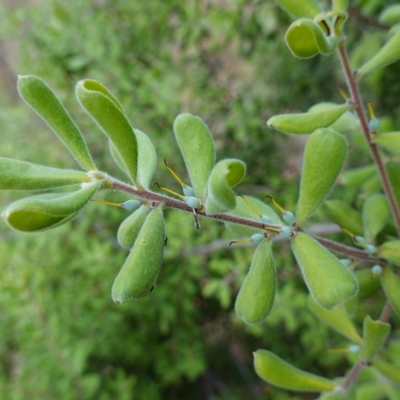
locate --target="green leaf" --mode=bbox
[291,232,358,309]
[380,267,400,318]
[387,161,400,208]
[308,296,363,344]
[377,241,400,266]
[379,5,400,25]
[357,29,400,78]
[110,129,157,189]
[355,269,381,299]
[225,195,281,237]
[324,200,363,236]
[373,132,400,154]
[362,194,390,243]
[267,104,351,134]
[296,129,347,226]
[373,360,400,384]
[3,181,102,232]
[0,157,90,190]
[205,159,246,214]
[17,75,96,171]
[117,205,151,249]
[75,80,138,184]
[285,18,340,59]
[112,204,165,302]
[235,238,276,325]
[275,0,321,19]
[332,0,349,13]
[253,349,337,392]
[173,113,215,201]
[317,389,347,400]
[361,315,390,360]
[341,165,377,188]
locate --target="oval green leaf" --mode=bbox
[173,113,215,201]
[362,194,390,243]
[3,181,102,232]
[235,238,276,325]
[75,80,138,184]
[205,158,246,214]
[17,75,96,171]
[341,165,377,188]
[285,18,340,59]
[308,296,362,344]
[291,232,358,309]
[357,29,400,78]
[296,129,347,226]
[117,205,151,249]
[112,204,165,302]
[0,157,91,190]
[361,315,390,360]
[254,349,337,392]
[225,195,281,237]
[379,5,400,25]
[275,0,321,19]
[373,132,400,154]
[267,104,351,135]
[377,241,400,266]
[324,200,363,236]
[380,267,400,318]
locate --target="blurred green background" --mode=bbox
[0,1,399,399]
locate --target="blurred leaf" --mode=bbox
[275,0,321,19]
[362,194,390,243]
[17,75,96,171]
[267,104,351,134]
[332,0,349,13]
[205,159,246,214]
[387,161,400,207]
[308,296,362,344]
[373,360,400,384]
[291,232,358,309]
[380,267,400,318]
[341,165,377,188]
[355,268,381,299]
[76,79,138,184]
[296,129,347,226]
[253,349,337,391]
[361,315,390,360]
[377,241,400,266]
[235,238,276,325]
[324,200,363,236]
[379,4,400,25]
[373,132,400,154]
[173,113,215,202]
[0,157,90,190]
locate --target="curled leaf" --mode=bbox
[17,75,96,171]
[285,18,340,59]
[357,29,400,78]
[112,204,165,302]
[235,238,276,325]
[361,315,390,360]
[296,129,347,226]
[267,104,351,134]
[3,181,102,232]
[0,157,90,190]
[254,349,337,392]
[76,80,138,184]
[205,159,246,214]
[173,113,215,201]
[308,296,362,344]
[291,232,358,309]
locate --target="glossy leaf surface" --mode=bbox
[361,315,390,360]
[235,239,276,325]
[117,205,151,249]
[285,19,340,59]
[373,132,400,154]
[308,296,362,344]
[205,159,246,214]
[112,205,165,302]
[225,195,281,237]
[296,129,347,226]
[362,194,390,242]
[254,349,336,392]
[4,182,101,232]
[291,232,358,309]
[377,241,400,266]
[173,113,215,201]
[267,104,351,135]
[324,200,363,236]
[76,80,138,184]
[357,29,400,78]
[380,267,400,318]
[17,75,95,171]
[0,157,90,190]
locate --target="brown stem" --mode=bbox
[341,359,367,391]
[337,43,400,235]
[379,301,392,322]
